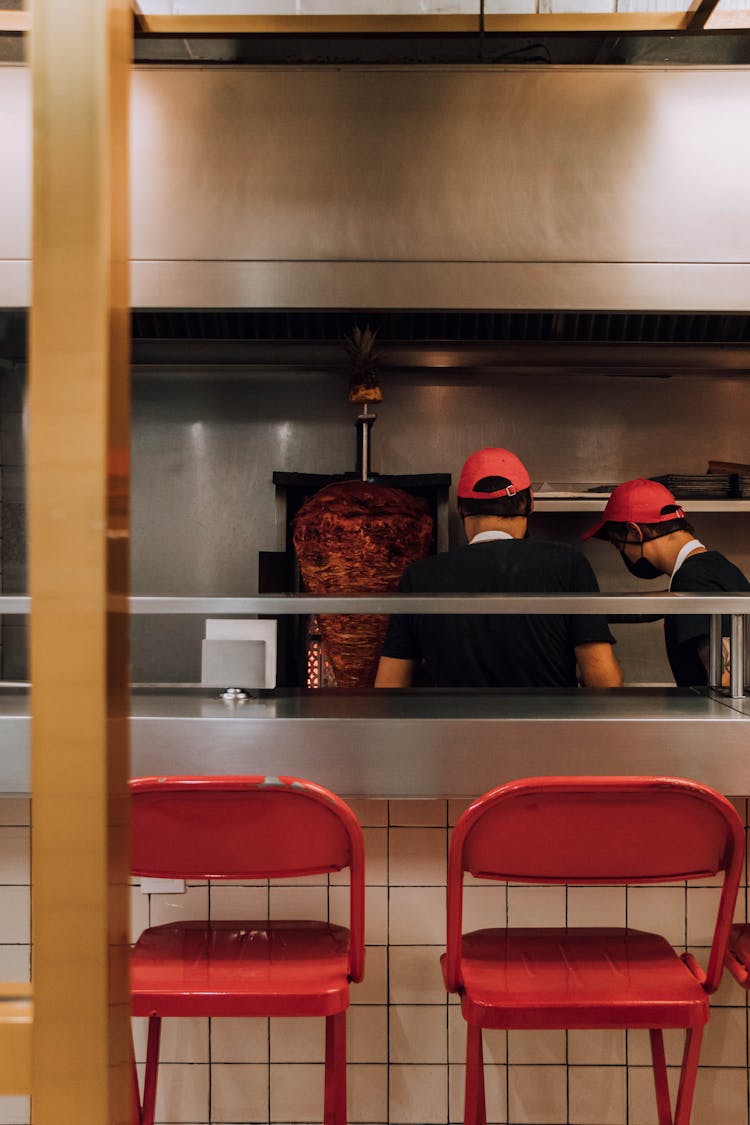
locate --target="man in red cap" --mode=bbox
[375,447,622,689]
[583,477,750,686]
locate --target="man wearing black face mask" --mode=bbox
[583,477,750,687]
[376,447,622,689]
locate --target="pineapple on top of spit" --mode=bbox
[344,324,383,403]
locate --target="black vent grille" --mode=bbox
[131,309,750,345]
[4,309,750,366]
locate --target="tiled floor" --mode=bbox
[1,795,749,1124]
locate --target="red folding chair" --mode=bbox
[725,924,750,988]
[130,775,365,1125]
[443,776,744,1125]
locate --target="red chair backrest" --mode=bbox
[445,776,744,995]
[131,774,365,980]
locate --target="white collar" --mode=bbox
[469,529,514,544]
[669,538,705,589]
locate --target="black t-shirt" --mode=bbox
[380,538,615,688]
[666,550,750,687]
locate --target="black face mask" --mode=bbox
[619,550,662,580]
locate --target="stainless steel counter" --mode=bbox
[2,687,749,798]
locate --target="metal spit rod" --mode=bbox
[356,403,376,482]
[360,404,369,482]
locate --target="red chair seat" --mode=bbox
[443,927,708,1030]
[132,919,352,1018]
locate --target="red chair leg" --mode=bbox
[130,1027,142,1125]
[649,1029,674,1125]
[673,1025,704,1125]
[140,1016,162,1125]
[324,1011,347,1125]
[464,1022,486,1125]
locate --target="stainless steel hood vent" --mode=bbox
[126,309,750,378]
[4,310,750,376]
[130,309,750,346]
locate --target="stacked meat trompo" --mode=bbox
[293,481,433,687]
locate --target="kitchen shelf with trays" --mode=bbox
[532,475,750,512]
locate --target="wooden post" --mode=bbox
[29,2,132,1121]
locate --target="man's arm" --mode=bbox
[696,636,731,687]
[575,642,624,688]
[374,656,416,688]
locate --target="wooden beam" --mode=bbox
[485,11,689,30]
[133,9,693,34]
[29,2,132,1123]
[686,0,723,29]
[137,13,477,34]
[130,1,148,32]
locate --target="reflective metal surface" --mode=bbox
[731,613,745,698]
[4,594,749,692]
[0,598,29,613]
[3,66,750,308]
[3,594,750,614]
[710,612,723,689]
[2,687,750,797]
[128,260,750,314]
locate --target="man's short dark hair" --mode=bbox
[606,516,695,542]
[458,487,532,520]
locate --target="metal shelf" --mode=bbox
[2,593,750,614]
[534,499,750,513]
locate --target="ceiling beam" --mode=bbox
[130,2,148,32]
[484,11,688,29]
[686,0,723,30]
[0,12,29,32]
[132,13,476,34]
[131,9,692,36]
[703,6,750,25]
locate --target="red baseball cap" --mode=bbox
[457,448,531,500]
[582,478,685,540]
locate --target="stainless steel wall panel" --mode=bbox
[128,66,750,308]
[3,64,750,309]
[0,67,30,267]
[129,260,750,312]
[0,263,30,308]
[129,67,750,265]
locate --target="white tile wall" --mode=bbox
[569,1065,628,1125]
[507,1064,568,1123]
[2,794,749,1125]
